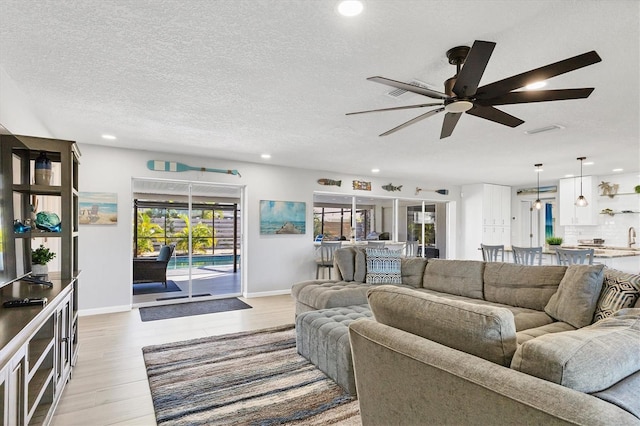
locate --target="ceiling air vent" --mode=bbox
[524,124,565,135]
[386,79,436,98]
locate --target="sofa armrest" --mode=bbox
[349,320,640,425]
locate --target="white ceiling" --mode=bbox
[0,0,638,187]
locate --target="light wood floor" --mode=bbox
[51,294,295,425]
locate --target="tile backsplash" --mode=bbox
[563,173,639,248]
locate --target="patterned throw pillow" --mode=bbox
[593,268,640,322]
[366,248,402,284]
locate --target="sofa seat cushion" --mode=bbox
[592,370,640,419]
[545,264,605,328]
[483,263,566,311]
[422,259,485,299]
[516,321,576,345]
[412,288,554,332]
[511,308,640,393]
[367,285,517,366]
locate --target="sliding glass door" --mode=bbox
[132,178,243,307]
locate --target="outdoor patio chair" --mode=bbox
[133,244,175,287]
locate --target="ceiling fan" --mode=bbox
[347,40,601,139]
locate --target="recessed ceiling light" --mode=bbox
[337,0,364,17]
[371,168,380,173]
[261,154,271,159]
[525,81,547,90]
[564,174,575,178]
[101,134,116,140]
[583,161,594,166]
[612,168,623,172]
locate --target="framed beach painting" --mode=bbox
[260,200,306,235]
[79,192,118,225]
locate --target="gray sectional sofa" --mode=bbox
[291,247,640,425]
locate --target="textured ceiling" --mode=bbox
[0,0,638,187]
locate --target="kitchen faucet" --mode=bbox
[629,227,637,248]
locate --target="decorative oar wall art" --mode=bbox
[415,187,449,196]
[147,160,242,177]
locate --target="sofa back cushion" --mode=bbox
[400,257,428,288]
[511,308,640,393]
[334,248,355,281]
[367,285,517,366]
[422,259,485,299]
[544,264,605,328]
[484,263,567,311]
[333,247,367,283]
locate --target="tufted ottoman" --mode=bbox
[295,304,373,396]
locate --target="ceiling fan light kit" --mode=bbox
[575,156,588,207]
[347,40,601,139]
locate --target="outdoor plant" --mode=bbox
[32,244,56,265]
[136,211,165,255]
[545,236,563,246]
[174,214,218,254]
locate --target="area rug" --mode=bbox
[142,325,360,425]
[139,298,252,322]
[133,280,181,296]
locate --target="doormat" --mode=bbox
[142,325,359,424]
[133,280,181,296]
[139,297,252,322]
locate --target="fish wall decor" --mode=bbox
[382,183,402,192]
[353,180,371,191]
[317,179,342,187]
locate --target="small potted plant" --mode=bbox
[545,236,563,248]
[31,244,56,276]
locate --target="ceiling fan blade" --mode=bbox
[440,112,462,139]
[476,88,595,106]
[346,102,443,115]
[476,51,602,100]
[452,40,496,97]
[368,76,449,100]
[380,108,445,136]
[466,105,524,127]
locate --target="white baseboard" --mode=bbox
[79,304,131,316]
[243,289,291,298]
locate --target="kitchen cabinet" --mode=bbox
[462,183,512,259]
[559,176,597,226]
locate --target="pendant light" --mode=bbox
[575,156,588,207]
[533,163,543,210]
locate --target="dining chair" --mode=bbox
[316,241,343,279]
[367,241,385,249]
[512,246,543,265]
[404,241,418,257]
[480,244,504,262]
[555,248,594,265]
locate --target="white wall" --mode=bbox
[76,144,460,314]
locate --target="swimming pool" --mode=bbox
[167,254,239,269]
